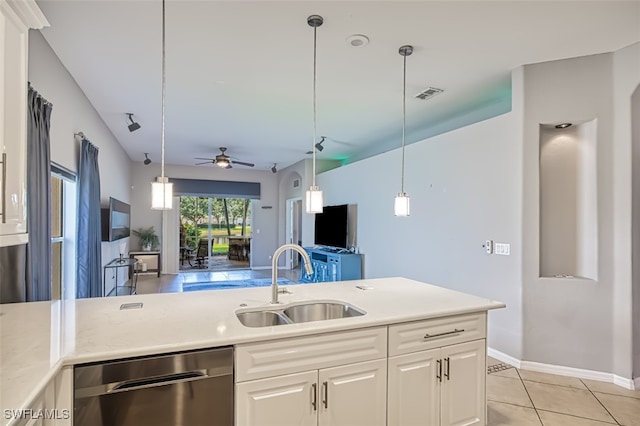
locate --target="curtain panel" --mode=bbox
[76,138,101,298]
[26,84,53,302]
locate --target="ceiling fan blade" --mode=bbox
[232,160,255,167]
[195,161,212,165]
[194,157,215,161]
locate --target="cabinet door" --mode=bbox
[318,358,387,426]
[440,339,486,426]
[0,4,28,238]
[388,348,440,426]
[236,370,318,426]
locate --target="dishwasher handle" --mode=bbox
[111,370,207,393]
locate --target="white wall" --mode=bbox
[28,31,132,296]
[317,113,523,357]
[130,163,279,268]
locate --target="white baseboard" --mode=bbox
[488,347,636,390]
[487,348,522,369]
[251,266,271,270]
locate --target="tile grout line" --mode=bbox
[515,368,545,425]
[580,379,622,426]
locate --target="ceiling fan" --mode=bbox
[195,147,255,169]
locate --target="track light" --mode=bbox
[143,153,151,165]
[126,113,141,132]
[315,136,325,152]
[271,163,277,173]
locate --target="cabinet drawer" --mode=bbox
[389,313,486,356]
[236,327,387,382]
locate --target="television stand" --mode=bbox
[300,247,363,283]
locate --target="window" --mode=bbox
[51,164,77,299]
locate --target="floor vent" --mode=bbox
[415,87,444,100]
[487,362,514,374]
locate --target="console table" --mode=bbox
[129,250,161,277]
[103,257,139,296]
[300,247,363,283]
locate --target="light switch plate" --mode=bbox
[495,243,510,255]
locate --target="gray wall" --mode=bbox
[520,43,639,379]
[317,113,523,357]
[130,163,279,268]
[29,31,132,296]
[633,84,640,381]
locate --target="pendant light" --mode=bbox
[305,14,324,214]
[394,45,413,217]
[151,0,173,210]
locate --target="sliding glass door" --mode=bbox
[179,196,251,271]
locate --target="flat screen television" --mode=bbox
[101,197,130,242]
[314,204,348,249]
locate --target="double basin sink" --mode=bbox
[236,300,365,327]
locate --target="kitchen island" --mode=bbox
[0,277,504,426]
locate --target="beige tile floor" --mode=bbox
[487,357,640,425]
[136,273,640,426]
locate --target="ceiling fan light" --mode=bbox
[216,159,230,168]
[306,186,323,214]
[151,177,173,210]
[394,193,410,217]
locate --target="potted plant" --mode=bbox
[132,226,159,251]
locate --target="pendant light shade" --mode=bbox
[394,45,413,217]
[152,177,173,210]
[305,14,324,214]
[306,186,324,214]
[151,0,173,210]
[394,193,410,217]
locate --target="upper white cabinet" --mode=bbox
[0,0,48,246]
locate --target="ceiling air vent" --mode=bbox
[415,87,444,100]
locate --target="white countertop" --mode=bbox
[0,277,504,424]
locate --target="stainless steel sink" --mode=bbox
[236,310,291,327]
[236,301,366,327]
[283,302,365,324]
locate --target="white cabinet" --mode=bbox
[236,370,317,426]
[236,359,387,426]
[388,313,487,426]
[0,0,47,246]
[318,359,387,426]
[236,327,388,426]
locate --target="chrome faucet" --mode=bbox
[271,244,313,304]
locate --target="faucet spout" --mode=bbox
[271,244,313,304]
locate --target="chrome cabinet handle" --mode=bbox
[423,328,465,340]
[436,359,442,382]
[322,381,328,408]
[311,383,317,411]
[1,152,6,223]
[444,357,450,380]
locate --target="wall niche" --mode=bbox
[539,120,597,280]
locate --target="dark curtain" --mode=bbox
[76,138,101,298]
[26,85,53,302]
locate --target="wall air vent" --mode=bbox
[415,87,444,100]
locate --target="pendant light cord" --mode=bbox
[160,0,166,182]
[401,52,406,194]
[312,24,318,187]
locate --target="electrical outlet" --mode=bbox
[484,240,493,254]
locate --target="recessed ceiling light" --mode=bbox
[346,34,369,48]
[555,123,572,129]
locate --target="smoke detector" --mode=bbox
[415,87,444,100]
[346,34,369,48]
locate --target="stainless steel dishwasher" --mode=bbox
[74,347,233,426]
